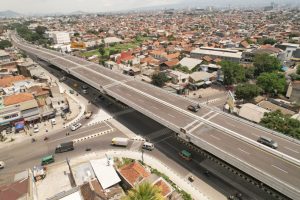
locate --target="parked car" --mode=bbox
[0,161,5,169]
[187,104,200,112]
[257,136,278,149]
[142,142,154,151]
[179,150,192,161]
[70,123,82,131]
[33,124,39,133]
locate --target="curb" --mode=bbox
[73,128,114,143]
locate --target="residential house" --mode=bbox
[189,71,213,87]
[238,103,270,123]
[0,62,18,77]
[167,70,189,85]
[117,161,150,190]
[4,93,41,124]
[179,57,203,71]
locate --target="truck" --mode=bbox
[55,141,74,153]
[111,137,129,147]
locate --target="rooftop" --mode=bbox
[0,75,28,88]
[4,93,34,106]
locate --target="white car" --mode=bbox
[70,123,82,131]
[0,161,5,169]
[33,125,39,133]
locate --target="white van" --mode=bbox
[51,118,56,125]
[142,142,154,151]
[70,123,82,131]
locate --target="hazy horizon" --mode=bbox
[0,0,298,14]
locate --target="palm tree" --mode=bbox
[123,182,164,200]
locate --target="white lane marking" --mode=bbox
[238,148,250,155]
[201,111,214,118]
[48,125,109,143]
[210,135,220,140]
[154,135,174,144]
[272,165,288,174]
[207,113,219,120]
[284,146,299,154]
[168,114,175,118]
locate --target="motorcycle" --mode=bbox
[44,137,48,141]
[32,138,36,143]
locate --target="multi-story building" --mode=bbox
[52,32,70,44]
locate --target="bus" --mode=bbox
[41,155,55,166]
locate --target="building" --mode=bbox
[0,169,37,200]
[117,161,150,189]
[167,70,189,85]
[191,47,242,63]
[179,57,203,71]
[0,50,10,63]
[238,103,270,123]
[286,81,300,103]
[4,93,41,124]
[52,32,71,44]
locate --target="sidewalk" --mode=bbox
[43,149,210,200]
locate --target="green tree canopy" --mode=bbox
[74,32,80,37]
[0,40,12,49]
[235,84,262,100]
[245,66,255,80]
[258,38,277,45]
[152,72,169,87]
[253,53,281,75]
[123,182,164,200]
[35,26,47,35]
[257,72,286,95]
[260,110,300,139]
[220,61,245,85]
[297,65,300,75]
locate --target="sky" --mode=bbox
[0,0,298,14]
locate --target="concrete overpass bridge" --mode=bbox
[11,33,300,199]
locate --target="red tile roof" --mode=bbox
[0,75,28,88]
[118,162,150,187]
[153,179,172,197]
[4,93,34,106]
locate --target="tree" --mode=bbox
[257,72,286,95]
[235,84,262,100]
[260,110,300,139]
[35,26,47,35]
[98,45,105,57]
[152,72,169,87]
[245,66,255,80]
[253,53,281,75]
[260,38,277,45]
[123,182,164,200]
[297,65,300,75]
[74,32,80,37]
[0,40,12,49]
[220,61,245,85]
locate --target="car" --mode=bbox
[33,124,39,133]
[142,142,154,151]
[70,123,82,131]
[82,89,88,94]
[179,150,192,161]
[81,85,88,89]
[69,89,75,94]
[187,104,200,112]
[0,161,5,169]
[257,136,278,149]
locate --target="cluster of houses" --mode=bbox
[0,48,69,135]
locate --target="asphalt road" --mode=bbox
[10,34,300,199]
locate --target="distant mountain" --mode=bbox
[0,10,21,18]
[69,10,90,15]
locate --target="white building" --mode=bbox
[191,47,242,63]
[52,32,70,44]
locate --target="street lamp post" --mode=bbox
[141,149,144,164]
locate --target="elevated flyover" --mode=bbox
[11,33,300,199]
